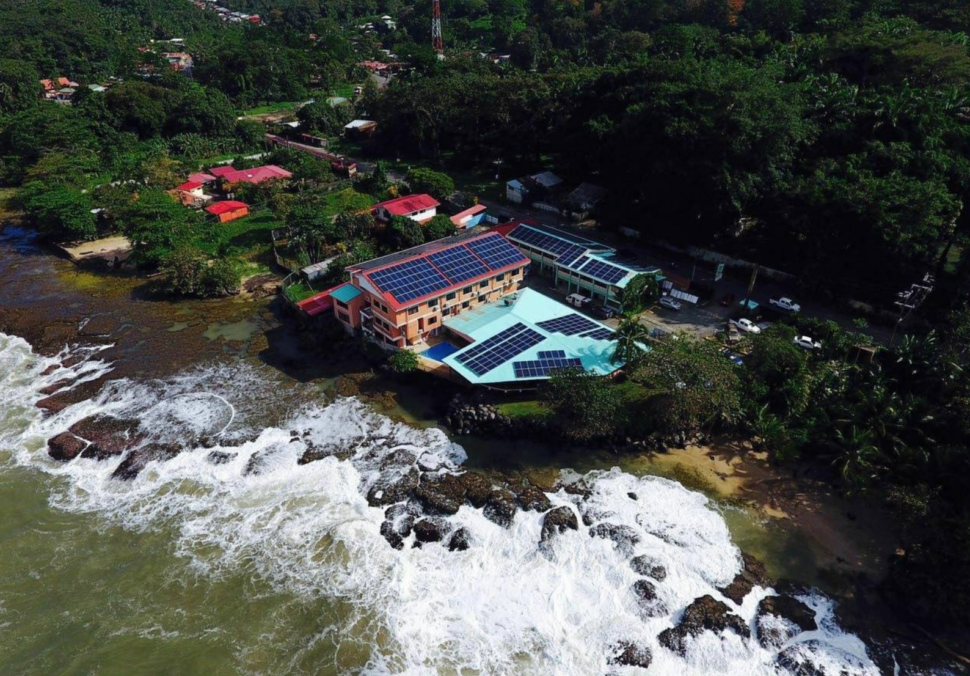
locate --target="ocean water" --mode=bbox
[0,331,882,675]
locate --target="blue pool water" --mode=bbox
[420,342,460,361]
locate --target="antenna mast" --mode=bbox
[432,0,443,54]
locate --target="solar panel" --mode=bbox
[428,245,490,284]
[556,244,587,267]
[513,357,583,379]
[455,324,528,364]
[579,259,627,285]
[580,328,614,341]
[537,350,566,359]
[510,224,597,247]
[508,226,576,256]
[370,258,451,303]
[466,234,528,271]
[455,322,544,376]
[537,314,599,336]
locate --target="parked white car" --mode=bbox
[730,318,762,334]
[770,297,801,313]
[566,293,591,309]
[793,335,822,350]
[659,296,682,311]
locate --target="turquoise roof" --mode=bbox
[442,288,622,385]
[331,283,363,304]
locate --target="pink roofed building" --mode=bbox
[211,165,293,186]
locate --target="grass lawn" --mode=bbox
[495,400,547,419]
[0,187,21,221]
[242,101,300,117]
[284,281,317,303]
[333,84,359,99]
[196,209,281,259]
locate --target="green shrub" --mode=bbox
[388,349,420,374]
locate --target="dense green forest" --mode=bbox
[3,0,970,635]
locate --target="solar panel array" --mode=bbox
[537,314,600,336]
[556,244,587,267]
[513,356,583,379]
[369,259,451,303]
[579,259,627,285]
[508,226,577,256]
[369,234,526,303]
[537,350,566,359]
[455,323,544,376]
[465,234,527,270]
[428,246,490,284]
[580,328,615,341]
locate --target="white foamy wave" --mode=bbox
[0,332,881,676]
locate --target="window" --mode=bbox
[462,286,472,295]
[446,292,456,301]
[479,280,488,289]
[462,300,470,308]
[428,298,438,307]
[496,273,505,282]
[428,316,437,325]
[408,306,418,315]
[335,299,348,310]
[337,310,350,323]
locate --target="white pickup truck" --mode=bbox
[769,297,801,313]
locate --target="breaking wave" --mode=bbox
[0,332,881,675]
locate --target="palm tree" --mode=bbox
[611,316,649,366]
[832,425,882,490]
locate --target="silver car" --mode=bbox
[659,296,682,311]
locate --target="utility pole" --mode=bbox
[743,265,759,311]
[432,0,443,54]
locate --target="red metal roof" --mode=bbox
[205,200,249,215]
[295,284,352,317]
[356,232,529,312]
[188,172,216,183]
[177,181,203,191]
[450,204,487,225]
[374,194,440,217]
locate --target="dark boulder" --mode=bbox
[70,415,142,459]
[776,642,826,676]
[380,520,405,550]
[380,448,417,470]
[448,527,471,551]
[299,440,355,464]
[413,517,450,543]
[35,394,71,414]
[457,471,492,508]
[589,523,641,556]
[206,450,236,465]
[632,579,664,616]
[518,485,552,512]
[483,489,517,528]
[47,432,87,461]
[719,552,770,604]
[111,444,180,481]
[658,595,750,656]
[756,595,817,649]
[367,467,420,507]
[416,472,467,515]
[540,506,579,544]
[630,555,667,581]
[608,640,652,669]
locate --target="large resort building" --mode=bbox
[321,227,624,389]
[506,222,662,310]
[331,230,530,349]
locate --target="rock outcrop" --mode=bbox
[658,595,750,655]
[69,415,142,459]
[719,552,770,604]
[413,517,450,543]
[589,523,641,556]
[630,554,667,581]
[483,489,517,528]
[47,431,87,461]
[415,472,467,515]
[448,527,471,551]
[756,595,817,649]
[608,640,652,669]
[540,506,579,545]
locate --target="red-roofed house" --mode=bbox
[205,200,250,223]
[334,230,529,347]
[373,194,439,223]
[176,181,212,207]
[215,165,293,186]
[178,180,203,192]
